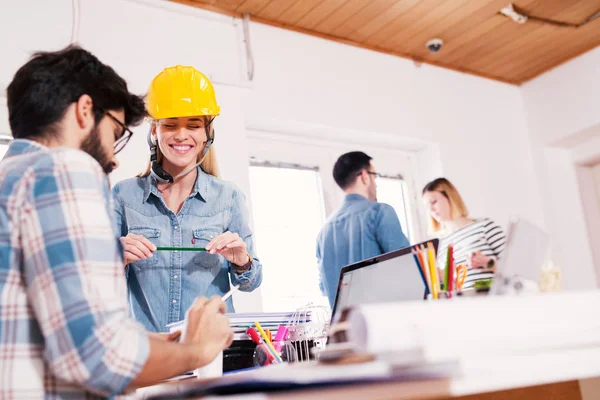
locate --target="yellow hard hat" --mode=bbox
[146,65,220,120]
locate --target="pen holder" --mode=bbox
[253,342,297,367]
[426,291,454,300]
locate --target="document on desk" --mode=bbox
[346,291,600,362]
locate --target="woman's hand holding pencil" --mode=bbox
[120,233,156,266]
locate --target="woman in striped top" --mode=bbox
[422,178,506,291]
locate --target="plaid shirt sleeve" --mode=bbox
[19,149,149,396]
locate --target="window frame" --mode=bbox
[246,129,424,242]
[0,135,12,159]
[245,127,428,311]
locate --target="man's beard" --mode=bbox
[81,126,115,174]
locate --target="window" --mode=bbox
[246,132,421,313]
[248,161,329,312]
[0,136,11,159]
[375,175,413,240]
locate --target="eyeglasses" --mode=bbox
[104,111,134,154]
[358,171,383,178]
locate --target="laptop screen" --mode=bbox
[330,239,438,324]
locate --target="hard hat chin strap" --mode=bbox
[148,118,215,184]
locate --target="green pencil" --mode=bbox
[155,247,207,252]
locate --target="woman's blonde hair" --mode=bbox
[422,178,468,233]
[139,119,220,178]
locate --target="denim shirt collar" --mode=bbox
[4,139,47,158]
[344,193,368,203]
[142,166,208,203]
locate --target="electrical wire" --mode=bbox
[243,13,254,81]
[71,0,80,43]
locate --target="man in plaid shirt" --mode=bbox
[0,46,234,399]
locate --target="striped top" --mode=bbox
[437,218,506,290]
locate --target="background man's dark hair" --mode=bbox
[332,151,373,190]
[7,45,145,141]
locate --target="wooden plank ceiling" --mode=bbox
[172,0,600,84]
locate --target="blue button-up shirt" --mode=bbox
[113,168,263,332]
[317,194,410,308]
[0,140,149,398]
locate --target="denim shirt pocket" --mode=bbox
[192,229,222,273]
[128,227,160,269]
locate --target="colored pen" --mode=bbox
[448,245,455,296]
[156,247,206,251]
[419,247,431,295]
[427,242,439,299]
[255,321,283,363]
[412,250,430,295]
[246,327,275,364]
[444,246,451,291]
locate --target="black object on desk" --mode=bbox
[224,340,257,372]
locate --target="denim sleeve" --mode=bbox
[316,233,326,296]
[112,183,129,279]
[21,151,149,397]
[227,189,263,291]
[112,183,127,238]
[374,203,410,253]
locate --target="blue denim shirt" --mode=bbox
[113,168,263,332]
[316,194,409,308]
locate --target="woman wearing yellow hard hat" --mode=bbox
[112,65,263,332]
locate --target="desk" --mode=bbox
[137,291,600,399]
[137,346,600,399]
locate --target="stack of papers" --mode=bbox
[167,312,312,341]
[228,312,311,340]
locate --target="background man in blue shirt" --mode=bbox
[316,151,410,308]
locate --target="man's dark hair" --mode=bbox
[7,45,145,141]
[332,151,373,190]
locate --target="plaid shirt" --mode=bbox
[0,140,149,399]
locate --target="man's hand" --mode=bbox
[120,233,156,265]
[182,296,234,368]
[149,331,181,342]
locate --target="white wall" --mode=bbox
[521,46,600,290]
[595,165,600,204]
[2,0,554,310]
[521,47,600,146]
[577,165,600,288]
[248,22,545,228]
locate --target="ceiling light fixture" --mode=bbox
[499,3,600,28]
[500,4,527,24]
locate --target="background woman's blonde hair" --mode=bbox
[139,119,220,178]
[422,177,468,233]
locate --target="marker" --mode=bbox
[255,321,283,363]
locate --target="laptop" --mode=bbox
[330,239,439,325]
[489,217,549,295]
